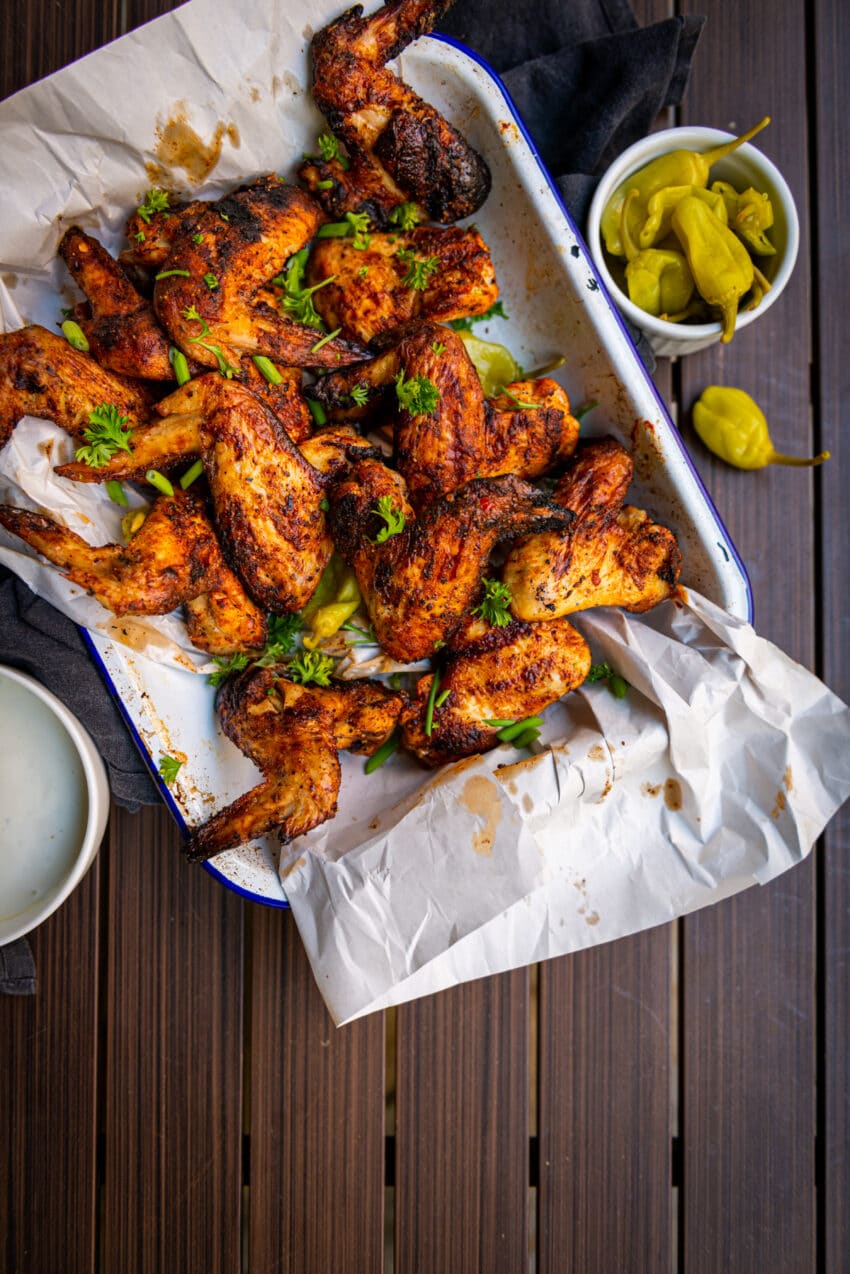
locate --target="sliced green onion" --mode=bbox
[511,726,542,749]
[252,355,283,385]
[365,731,399,774]
[154,268,191,280]
[424,669,442,737]
[61,319,89,352]
[179,459,205,490]
[523,355,566,379]
[483,718,516,729]
[608,674,629,699]
[105,480,128,506]
[319,497,330,511]
[310,327,341,354]
[435,688,451,709]
[145,468,174,497]
[317,221,351,238]
[306,398,327,426]
[169,345,191,385]
[496,715,544,743]
[575,399,600,421]
[315,179,334,190]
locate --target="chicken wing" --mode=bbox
[0,325,151,449]
[153,175,367,371]
[184,667,405,861]
[312,324,579,508]
[504,437,683,620]
[329,457,574,661]
[0,491,222,617]
[305,226,498,345]
[184,564,268,655]
[58,227,183,381]
[400,615,591,766]
[121,197,208,269]
[304,0,491,223]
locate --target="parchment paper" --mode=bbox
[1,0,848,1025]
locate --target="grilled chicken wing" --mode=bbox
[504,437,682,620]
[122,198,208,269]
[303,0,491,223]
[153,175,367,371]
[313,324,579,508]
[0,492,222,617]
[184,564,268,655]
[306,226,498,345]
[329,457,574,661]
[58,227,183,381]
[185,667,405,861]
[0,325,151,449]
[400,615,591,766]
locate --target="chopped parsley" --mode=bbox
[203,272,219,290]
[450,299,509,332]
[158,754,183,784]
[74,403,134,468]
[273,248,335,331]
[395,370,440,415]
[348,384,370,407]
[473,577,513,627]
[287,649,335,686]
[136,188,170,224]
[371,495,406,544]
[396,247,439,291]
[388,202,421,230]
[253,613,303,667]
[316,131,350,169]
[586,662,629,698]
[208,651,250,687]
[431,341,446,356]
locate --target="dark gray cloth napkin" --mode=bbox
[0,0,703,991]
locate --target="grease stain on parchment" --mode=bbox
[771,789,787,820]
[459,774,502,857]
[663,778,683,810]
[642,781,662,798]
[145,105,239,186]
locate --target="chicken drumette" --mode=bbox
[185,667,405,861]
[299,0,491,224]
[503,437,683,620]
[329,456,574,661]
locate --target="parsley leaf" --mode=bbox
[388,202,421,230]
[158,754,183,784]
[450,299,509,332]
[208,651,250,687]
[473,577,513,627]
[137,188,170,224]
[315,131,350,170]
[287,649,335,686]
[74,403,134,468]
[431,341,446,356]
[395,370,440,415]
[396,247,439,290]
[345,211,371,250]
[586,662,614,682]
[348,384,370,407]
[253,613,303,667]
[586,662,629,698]
[371,494,406,544]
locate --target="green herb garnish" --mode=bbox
[105,480,128,506]
[396,247,439,291]
[348,384,370,407]
[158,754,182,784]
[450,300,509,332]
[473,577,513,627]
[364,732,399,774]
[315,131,350,169]
[388,202,421,230]
[145,469,174,498]
[287,649,335,686]
[169,346,191,386]
[395,370,440,415]
[179,459,205,490]
[586,662,629,698]
[137,188,170,224]
[180,305,239,378]
[74,404,134,468]
[371,495,406,544]
[61,320,89,352]
[253,613,303,667]
[209,651,250,687]
[155,269,191,281]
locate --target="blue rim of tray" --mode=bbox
[82,32,753,911]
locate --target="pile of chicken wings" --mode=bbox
[0,0,681,861]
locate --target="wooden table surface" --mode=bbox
[1,1,848,1271]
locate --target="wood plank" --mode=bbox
[538,929,671,1274]
[0,0,121,98]
[394,972,529,1274]
[677,1,816,1270]
[812,0,850,1268]
[101,806,243,1273]
[0,855,101,1274]
[248,907,386,1273]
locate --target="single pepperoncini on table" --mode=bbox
[693,386,831,470]
[620,189,695,319]
[600,117,771,257]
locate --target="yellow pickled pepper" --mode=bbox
[711,181,777,255]
[601,117,771,258]
[671,195,771,342]
[620,189,694,318]
[693,386,830,469]
[638,184,728,250]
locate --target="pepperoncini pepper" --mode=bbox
[710,180,776,255]
[301,553,362,648]
[601,117,771,257]
[638,184,728,250]
[671,195,771,342]
[620,189,694,318]
[693,386,830,469]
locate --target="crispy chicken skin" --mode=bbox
[400,616,591,766]
[504,437,683,620]
[329,457,574,661]
[122,198,208,269]
[183,564,268,655]
[306,226,498,345]
[184,667,405,860]
[58,227,182,381]
[0,325,150,449]
[198,379,332,613]
[304,0,491,223]
[0,492,222,617]
[313,324,579,508]
[153,176,367,370]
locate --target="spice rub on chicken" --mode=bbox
[300,0,491,224]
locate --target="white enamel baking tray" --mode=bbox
[1,25,751,908]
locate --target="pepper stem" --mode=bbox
[702,117,771,167]
[770,449,831,467]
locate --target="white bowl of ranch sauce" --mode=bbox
[0,666,109,945]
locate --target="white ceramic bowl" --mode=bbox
[587,125,800,357]
[0,666,109,945]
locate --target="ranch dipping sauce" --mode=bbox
[0,674,89,921]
